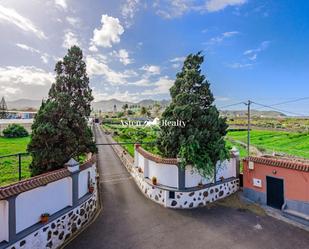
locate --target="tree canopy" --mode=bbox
[157,52,229,177]
[28,46,96,176]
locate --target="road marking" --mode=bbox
[101,176,132,184]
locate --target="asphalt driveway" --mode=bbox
[65,125,309,249]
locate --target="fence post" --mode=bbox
[18,153,22,181]
[65,158,80,207]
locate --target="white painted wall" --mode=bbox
[148,160,178,188]
[78,165,96,198]
[137,153,145,171]
[185,165,212,188]
[216,158,236,181]
[16,177,72,233]
[0,200,9,243]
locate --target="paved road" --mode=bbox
[66,125,309,249]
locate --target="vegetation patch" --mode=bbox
[0,137,31,186]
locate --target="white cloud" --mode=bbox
[0,66,54,99]
[154,0,191,19]
[40,53,49,64]
[66,16,80,26]
[16,43,50,64]
[93,89,138,102]
[140,65,161,75]
[206,0,247,12]
[16,43,40,53]
[153,0,247,19]
[228,62,253,69]
[243,41,270,61]
[170,56,186,63]
[86,55,134,85]
[121,0,141,27]
[206,31,239,45]
[54,0,68,10]
[0,5,46,39]
[140,76,174,95]
[90,14,124,49]
[113,49,132,65]
[62,31,79,49]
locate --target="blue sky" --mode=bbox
[0,0,308,115]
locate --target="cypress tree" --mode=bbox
[157,52,229,177]
[28,46,96,176]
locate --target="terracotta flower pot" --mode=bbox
[152,177,157,185]
[40,214,49,224]
[88,186,95,193]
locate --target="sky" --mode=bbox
[0,0,309,115]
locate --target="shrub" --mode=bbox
[3,124,29,138]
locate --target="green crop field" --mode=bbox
[0,137,32,186]
[103,124,309,160]
[226,130,309,159]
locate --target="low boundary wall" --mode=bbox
[104,129,239,209]
[0,156,99,249]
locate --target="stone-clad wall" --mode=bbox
[106,132,239,209]
[6,192,97,249]
[131,165,239,208]
[166,179,239,208]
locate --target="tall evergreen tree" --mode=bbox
[157,52,229,177]
[28,46,96,176]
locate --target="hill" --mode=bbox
[92,99,170,112]
[6,98,170,112]
[220,109,286,118]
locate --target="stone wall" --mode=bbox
[105,131,239,209]
[6,193,97,249]
[0,157,99,249]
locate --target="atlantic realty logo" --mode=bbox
[121,117,186,127]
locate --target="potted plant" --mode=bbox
[88,182,95,193]
[40,213,50,224]
[220,176,225,182]
[138,167,143,173]
[152,176,157,185]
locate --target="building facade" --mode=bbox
[243,156,309,225]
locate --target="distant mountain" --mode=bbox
[7,99,42,110]
[92,98,170,112]
[5,99,289,118]
[220,109,286,118]
[6,98,171,112]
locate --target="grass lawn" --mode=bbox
[0,136,31,186]
[227,130,309,159]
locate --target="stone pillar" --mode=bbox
[178,164,185,190]
[134,144,140,168]
[143,158,149,178]
[8,196,17,242]
[231,147,240,178]
[65,158,80,207]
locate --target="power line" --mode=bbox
[251,101,307,117]
[254,97,309,111]
[217,101,246,109]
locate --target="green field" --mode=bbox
[227,130,309,159]
[103,124,309,159]
[103,124,159,157]
[0,137,32,186]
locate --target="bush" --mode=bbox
[3,124,29,138]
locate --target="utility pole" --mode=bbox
[245,100,251,156]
